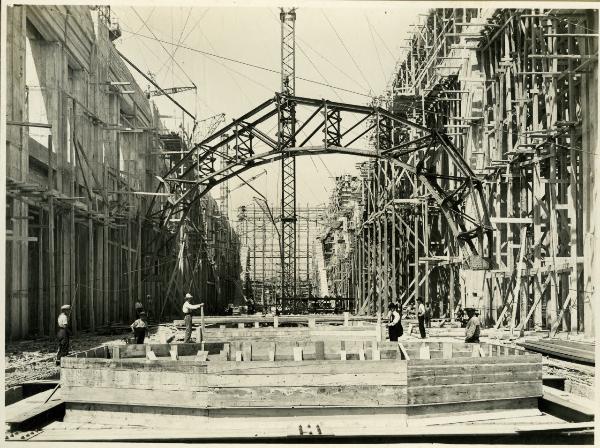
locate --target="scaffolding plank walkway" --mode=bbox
[5,388,64,430]
[517,339,595,365]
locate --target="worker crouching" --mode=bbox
[464,308,481,343]
[182,293,204,343]
[56,304,72,366]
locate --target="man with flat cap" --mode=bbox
[182,293,203,343]
[56,304,72,366]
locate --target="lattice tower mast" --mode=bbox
[279,8,297,305]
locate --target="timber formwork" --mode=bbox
[57,340,544,436]
[339,8,597,335]
[4,5,241,340]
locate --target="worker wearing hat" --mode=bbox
[56,304,72,366]
[464,308,481,343]
[182,293,203,343]
[131,311,149,344]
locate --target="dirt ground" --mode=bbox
[4,333,128,389]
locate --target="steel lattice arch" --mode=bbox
[149,93,494,270]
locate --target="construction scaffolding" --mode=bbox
[320,8,597,336]
[5,5,241,340]
[236,204,326,311]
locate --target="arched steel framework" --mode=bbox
[149,93,493,270]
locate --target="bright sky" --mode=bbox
[112,3,428,216]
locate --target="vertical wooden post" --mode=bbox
[414,212,420,309]
[88,218,95,332]
[442,342,453,359]
[293,347,303,361]
[315,341,324,360]
[38,212,44,336]
[48,197,56,336]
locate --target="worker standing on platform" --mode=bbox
[386,303,403,341]
[182,293,203,343]
[417,298,427,339]
[464,309,481,343]
[131,312,149,344]
[56,304,72,366]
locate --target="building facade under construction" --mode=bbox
[5,5,241,340]
[318,8,597,337]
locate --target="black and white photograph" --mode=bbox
[1,1,597,443]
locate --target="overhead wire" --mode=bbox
[297,37,370,94]
[321,10,374,94]
[155,7,193,78]
[194,22,257,106]
[370,16,397,61]
[119,28,372,98]
[365,13,388,86]
[131,7,197,88]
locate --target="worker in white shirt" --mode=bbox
[182,293,204,343]
[56,304,72,366]
[417,298,427,339]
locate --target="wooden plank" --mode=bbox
[61,385,208,408]
[407,381,542,405]
[419,344,431,360]
[542,386,595,417]
[293,347,303,361]
[208,385,408,407]
[208,373,407,388]
[408,362,542,378]
[61,358,208,372]
[315,341,325,360]
[61,368,207,390]
[442,343,453,359]
[407,353,542,368]
[241,342,252,362]
[5,399,64,426]
[195,351,209,361]
[409,369,542,387]
[206,360,407,375]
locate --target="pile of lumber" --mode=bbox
[518,339,594,365]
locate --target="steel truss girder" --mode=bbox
[150,94,494,268]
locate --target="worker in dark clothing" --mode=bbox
[465,309,481,343]
[424,301,431,328]
[417,298,426,339]
[385,303,403,341]
[56,304,72,366]
[131,312,149,344]
[182,293,203,343]
[134,300,144,318]
[456,304,465,327]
